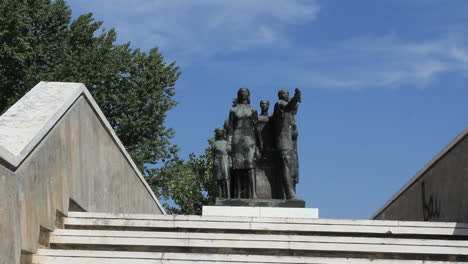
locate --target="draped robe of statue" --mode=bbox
[255,101,280,198]
[228,104,258,170]
[227,88,259,199]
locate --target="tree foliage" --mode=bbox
[0,0,216,215]
[0,0,180,178]
[147,139,217,215]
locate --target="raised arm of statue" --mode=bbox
[277,88,301,113]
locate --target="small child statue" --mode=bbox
[212,127,231,198]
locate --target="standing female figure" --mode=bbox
[228,88,259,199]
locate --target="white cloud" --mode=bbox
[75,0,320,64]
[324,33,467,89]
[451,47,468,63]
[195,33,467,90]
[70,0,467,90]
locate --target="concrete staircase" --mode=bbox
[32,212,468,263]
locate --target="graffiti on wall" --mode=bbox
[421,180,440,221]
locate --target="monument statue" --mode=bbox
[254,99,279,198]
[272,88,301,199]
[223,98,238,134]
[291,106,299,191]
[256,100,273,151]
[212,127,231,198]
[213,87,303,206]
[227,88,259,199]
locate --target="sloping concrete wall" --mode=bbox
[0,165,20,264]
[373,128,468,222]
[0,82,165,264]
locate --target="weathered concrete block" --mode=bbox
[374,128,468,222]
[0,82,165,262]
[0,166,20,264]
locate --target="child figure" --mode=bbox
[212,127,231,198]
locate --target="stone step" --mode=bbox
[49,229,468,257]
[33,212,468,262]
[32,249,468,264]
[65,212,468,238]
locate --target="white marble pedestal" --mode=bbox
[202,206,319,218]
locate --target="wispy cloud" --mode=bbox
[187,32,467,90]
[77,0,320,64]
[71,0,467,90]
[304,33,466,89]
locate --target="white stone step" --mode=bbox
[33,212,468,262]
[32,249,468,264]
[65,212,468,237]
[49,229,468,256]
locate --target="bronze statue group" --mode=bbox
[212,88,301,200]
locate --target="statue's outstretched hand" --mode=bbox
[294,88,302,102]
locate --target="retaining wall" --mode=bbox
[373,128,468,222]
[0,82,164,264]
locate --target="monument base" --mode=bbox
[203,205,319,218]
[215,198,305,208]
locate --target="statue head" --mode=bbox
[260,99,270,113]
[237,88,251,104]
[214,127,225,139]
[278,89,289,101]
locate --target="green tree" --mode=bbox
[0,0,180,181]
[147,139,217,215]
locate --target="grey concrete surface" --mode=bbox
[15,96,164,253]
[0,165,20,264]
[373,128,468,222]
[0,82,165,263]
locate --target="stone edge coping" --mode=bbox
[0,82,82,167]
[35,249,466,264]
[0,82,165,214]
[66,212,468,229]
[47,233,468,255]
[50,229,468,247]
[372,127,468,220]
[63,218,468,236]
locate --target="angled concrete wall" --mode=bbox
[373,128,468,222]
[0,82,164,264]
[0,165,20,264]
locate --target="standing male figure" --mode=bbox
[272,88,301,200]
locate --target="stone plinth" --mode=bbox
[203,206,319,218]
[215,198,305,208]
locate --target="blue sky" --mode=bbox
[68,0,468,219]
